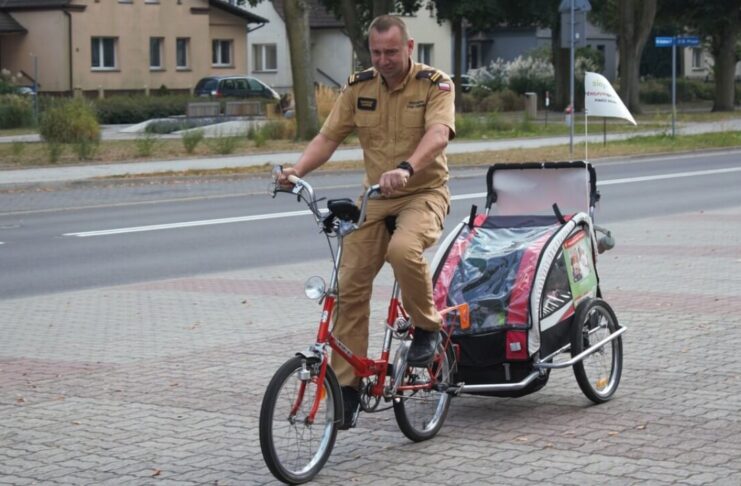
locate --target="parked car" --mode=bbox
[194,76,279,101]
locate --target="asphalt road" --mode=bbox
[1,150,740,299]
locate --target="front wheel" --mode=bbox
[259,356,341,484]
[571,298,623,404]
[393,336,455,442]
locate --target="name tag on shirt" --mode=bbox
[357,97,377,111]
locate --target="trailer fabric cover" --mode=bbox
[433,215,560,337]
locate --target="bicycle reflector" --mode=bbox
[304,276,326,300]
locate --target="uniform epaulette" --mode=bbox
[416,69,445,83]
[347,69,377,86]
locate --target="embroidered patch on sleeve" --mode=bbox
[438,82,451,92]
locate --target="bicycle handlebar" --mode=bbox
[271,165,381,233]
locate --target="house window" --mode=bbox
[417,43,433,65]
[150,37,164,70]
[253,44,277,72]
[91,37,117,70]
[691,48,703,70]
[176,38,190,69]
[468,43,481,70]
[212,39,233,66]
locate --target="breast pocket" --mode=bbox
[354,113,381,148]
[401,111,425,148]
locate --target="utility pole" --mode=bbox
[559,0,591,160]
[569,0,575,157]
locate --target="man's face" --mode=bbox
[369,25,413,85]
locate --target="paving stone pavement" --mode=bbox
[1,206,741,485]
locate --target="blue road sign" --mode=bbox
[655,36,701,47]
[676,36,701,47]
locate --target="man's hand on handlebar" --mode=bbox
[276,166,301,188]
[379,168,409,196]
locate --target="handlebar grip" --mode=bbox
[287,174,300,184]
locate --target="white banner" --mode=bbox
[584,72,637,125]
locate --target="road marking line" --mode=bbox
[63,209,315,237]
[64,166,741,237]
[598,166,741,185]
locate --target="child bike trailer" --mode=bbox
[432,161,625,403]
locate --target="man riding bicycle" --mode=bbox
[278,14,455,430]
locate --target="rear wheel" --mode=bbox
[259,356,341,484]
[393,336,454,442]
[571,299,623,404]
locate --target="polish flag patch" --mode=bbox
[438,82,451,91]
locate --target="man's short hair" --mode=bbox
[368,15,410,42]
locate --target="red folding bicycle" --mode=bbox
[259,166,459,484]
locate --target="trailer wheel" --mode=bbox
[570,298,623,404]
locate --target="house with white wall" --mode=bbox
[243,1,453,94]
[681,46,741,81]
[244,0,351,93]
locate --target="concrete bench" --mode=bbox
[224,100,264,117]
[186,101,220,118]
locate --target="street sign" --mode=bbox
[655,36,701,47]
[676,36,701,47]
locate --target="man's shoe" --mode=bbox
[338,386,360,430]
[406,329,441,366]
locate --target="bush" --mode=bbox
[39,99,100,144]
[94,94,190,124]
[208,131,242,155]
[182,129,205,154]
[45,142,63,163]
[135,133,159,157]
[0,95,34,129]
[460,89,524,114]
[507,55,555,95]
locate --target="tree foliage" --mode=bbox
[590,0,657,115]
[319,0,422,68]
[656,0,741,111]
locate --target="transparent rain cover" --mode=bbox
[434,219,559,336]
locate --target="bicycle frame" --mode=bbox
[272,170,455,425]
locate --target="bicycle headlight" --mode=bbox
[304,276,326,300]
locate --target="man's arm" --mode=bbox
[279,133,341,182]
[406,123,450,174]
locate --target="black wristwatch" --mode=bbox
[397,161,414,177]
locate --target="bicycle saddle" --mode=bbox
[327,198,360,223]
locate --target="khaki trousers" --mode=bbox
[331,186,450,387]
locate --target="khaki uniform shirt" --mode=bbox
[320,61,456,196]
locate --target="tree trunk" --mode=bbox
[452,16,463,112]
[339,0,370,68]
[551,21,569,111]
[710,20,739,112]
[283,0,319,140]
[617,0,657,115]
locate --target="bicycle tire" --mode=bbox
[393,337,454,442]
[571,298,623,404]
[259,356,341,484]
